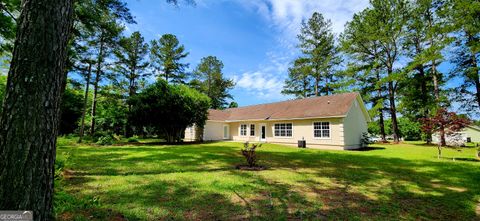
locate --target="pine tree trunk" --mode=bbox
[0,0,74,220]
[432,60,440,101]
[418,65,432,143]
[437,145,442,159]
[90,34,105,136]
[325,73,329,95]
[126,73,135,137]
[379,108,387,142]
[303,76,308,98]
[468,34,480,109]
[388,80,400,143]
[439,125,446,146]
[376,72,387,142]
[78,63,92,143]
[431,59,447,146]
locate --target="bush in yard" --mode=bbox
[360,132,372,148]
[127,136,139,143]
[96,135,115,146]
[129,80,210,143]
[240,142,262,168]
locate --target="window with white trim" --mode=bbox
[250,124,255,136]
[314,122,330,138]
[240,124,247,136]
[274,123,292,137]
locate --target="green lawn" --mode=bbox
[55,138,480,220]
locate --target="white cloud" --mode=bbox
[231,50,294,101]
[233,70,286,101]
[238,0,369,44]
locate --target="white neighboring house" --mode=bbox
[185,92,371,150]
[432,125,480,146]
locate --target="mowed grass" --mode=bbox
[55,138,480,221]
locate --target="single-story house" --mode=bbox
[432,125,480,145]
[184,92,371,150]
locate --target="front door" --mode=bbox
[223,125,229,139]
[260,124,266,141]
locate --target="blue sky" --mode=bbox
[124,0,370,106]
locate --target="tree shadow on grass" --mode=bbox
[441,157,480,162]
[57,142,480,220]
[348,146,386,151]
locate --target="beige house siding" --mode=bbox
[203,121,226,141]
[464,127,480,143]
[433,126,480,144]
[229,122,260,142]
[228,118,345,149]
[343,98,368,148]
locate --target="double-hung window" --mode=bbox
[274,123,292,137]
[240,124,247,136]
[314,122,330,138]
[250,124,255,136]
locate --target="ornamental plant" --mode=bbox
[420,108,470,158]
[241,142,262,167]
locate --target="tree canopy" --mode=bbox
[129,80,210,142]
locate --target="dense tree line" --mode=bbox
[283,0,479,143]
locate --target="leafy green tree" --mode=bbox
[398,117,422,141]
[399,0,451,142]
[228,101,238,108]
[129,80,210,142]
[341,8,388,142]
[95,85,128,136]
[191,56,234,109]
[0,0,19,55]
[59,80,84,135]
[0,74,6,112]
[88,1,132,136]
[113,31,149,97]
[70,0,134,140]
[345,0,408,143]
[370,117,422,141]
[150,34,189,84]
[282,57,314,98]
[77,61,93,143]
[449,0,480,113]
[296,12,340,96]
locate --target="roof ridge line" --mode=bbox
[221,92,359,111]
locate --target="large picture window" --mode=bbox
[314,122,330,138]
[250,124,255,136]
[274,123,292,137]
[240,124,247,136]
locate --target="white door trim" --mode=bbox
[223,124,229,139]
[260,124,266,142]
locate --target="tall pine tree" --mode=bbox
[190,56,234,109]
[113,31,149,136]
[281,57,314,98]
[150,34,189,84]
[296,12,339,96]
